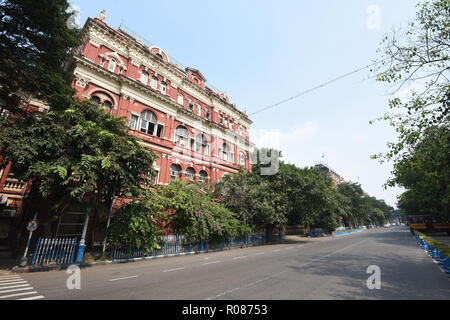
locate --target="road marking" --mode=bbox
[286,247,295,250]
[206,236,372,300]
[0,275,20,280]
[0,291,38,299]
[0,281,27,285]
[272,249,281,252]
[18,295,45,300]
[255,252,265,256]
[109,276,139,282]
[232,256,247,260]
[163,267,185,273]
[202,261,221,266]
[0,287,34,294]
[0,284,31,290]
[0,275,45,300]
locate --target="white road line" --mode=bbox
[272,249,281,252]
[18,295,45,301]
[0,284,31,290]
[0,276,21,279]
[0,287,34,294]
[0,281,27,286]
[109,276,139,282]
[202,261,221,266]
[255,252,265,256]
[286,247,295,250]
[0,279,24,283]
[232,256,247,260]
[0,291,38,299]
[163,267,185,273]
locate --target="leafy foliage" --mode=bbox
[0,0,80,112]
[372,0,449,219]
[0,97,157,212]
[154,181,251,243]
[107,201,162,254]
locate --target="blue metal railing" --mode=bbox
[31,237,79,266]
[109,232,284,261]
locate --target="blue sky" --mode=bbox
[70,0,422,207]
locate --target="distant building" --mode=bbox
[315,164,345,187]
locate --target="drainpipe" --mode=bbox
[76,213,89,264]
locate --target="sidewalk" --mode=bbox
[0,250,17,272]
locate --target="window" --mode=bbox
[150,76,158,90]
[188,100,194,112]
[220,143,234,162]
[239,152,246,166]
[140,110,157,134]
[91,96,101,104]
[130,114,139,130]
[177,94,184,105]
[170,164,182,180]
[195,134,209,155]
[103,101,113,112]
[140,71,149,85]
[199,170,208,183]
[205,109,210,120]
[160,82,167,95]
[108,58,117,72]
[174,126,189,148]
[185,167,195,180]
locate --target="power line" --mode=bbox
[249,60,383,116]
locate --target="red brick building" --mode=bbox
[0,14,253,251]
[72,16,253,185]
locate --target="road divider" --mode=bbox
[413,231,450,276]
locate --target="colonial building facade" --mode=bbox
[0,14,253,251]
[71,16,253,185]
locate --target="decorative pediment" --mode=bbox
[99,51,127,70]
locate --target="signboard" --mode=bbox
[26,218,39,232]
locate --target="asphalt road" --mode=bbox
[1,226,449,300]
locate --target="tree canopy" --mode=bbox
[0,0,80,112]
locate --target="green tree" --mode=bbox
[393,125,450,221]
[372,0,449,220]
[0,0,80,113]
[107,200,163,254]
[155,181,250,243]
[214,169,287,237]
[0,97,157,215]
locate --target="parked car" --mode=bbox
[384,223,391,228]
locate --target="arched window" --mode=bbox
[170,164,182,180]
[103,101,113,113]
[108,58,117,72]
[91,96,101,104]
[140,110,157,134]
[199,170,208,183]
[150,76,158,90]
[174,126,189,148]
[195,134,209,155]
[186,167,196,180]
[140,71,149,85]
[160,82,167,95]
[239,152,246,166]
